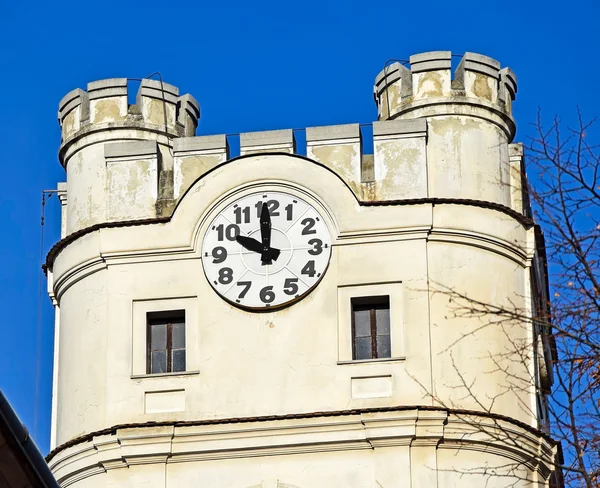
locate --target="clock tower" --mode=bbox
[46,53,560,487]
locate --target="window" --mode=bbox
[147,310,186,374]
[352,296,391,360]
[337,282,404,363]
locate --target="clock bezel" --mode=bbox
[198,182,335,312]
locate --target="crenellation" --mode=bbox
[240,129,295,155]
[135,79,180,130]
[374,62,403,88]
[56,50,525,238]
[58,88,88,122]
[136,78,180,103]
[58,88,89,138]
[306,123,360,142]
[177,94,200,137]
[173,135,229,198]
[104,140,159,222]
[306,124,362,196]
[454,52,501,103]
[88,78,128,125]
[500,67,517,98]
[410,51,452,101]
[499,67,518,113]
[374,51,515,131]
[372,119,428,200]
[508,142,525,214]
[409,51,452,73]
[455,52,500,80]
[372,118,426,138]
[173,134,227,154]
[373,62,411,120]
[57,78,199,148]
[87,78,128,100]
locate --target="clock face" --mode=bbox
[201,190,332,310]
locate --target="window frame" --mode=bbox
[351,295,391,361]
[146,310,186,375]
[336,282,405,364]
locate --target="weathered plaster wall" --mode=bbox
[51,154,537,447]
[55,262,107,442]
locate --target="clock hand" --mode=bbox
[265,246,281,262]
[235,235,263,254]
[260,203,274,264]
[236,235,281,261]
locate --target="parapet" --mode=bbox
[55,52,527,237]
[374,51,518,139]
[57,78,199,160]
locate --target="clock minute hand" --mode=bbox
[260,203,273,264]
[260,204,281,264]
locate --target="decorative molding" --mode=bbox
[48,210,532,301]
[427,228,530,266]
[48,407,557,487]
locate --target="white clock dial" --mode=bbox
[201,190,332,310]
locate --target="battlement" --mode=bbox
[57,78,200,145]
[170,121,525,216]
[56,51,525,236]
[374,51,517,138]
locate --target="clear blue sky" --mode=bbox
[0,0,598,453]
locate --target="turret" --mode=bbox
[374,51,519,207]
[57,78,199,234]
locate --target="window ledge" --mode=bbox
[337,357,406,365]
[131,370,200,379]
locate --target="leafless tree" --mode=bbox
[427,112,600,487]
[526,111,600,487]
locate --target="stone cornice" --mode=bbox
[45,196,534,274]
[47,219,532,303]
[48,406,557,487]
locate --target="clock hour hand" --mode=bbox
[264,246,280,263]
[236,235,281,262]
[235,235,263,254]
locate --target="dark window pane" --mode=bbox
[354,309,371,337]
[355,337,373,360]
[172,349,186,372]
[151,324,167,351]
[375,307,390,335]
[151,350,167,374]
[172,322,185,349]
[377,334,391,358]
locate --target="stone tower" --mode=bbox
[46,52,560,487]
